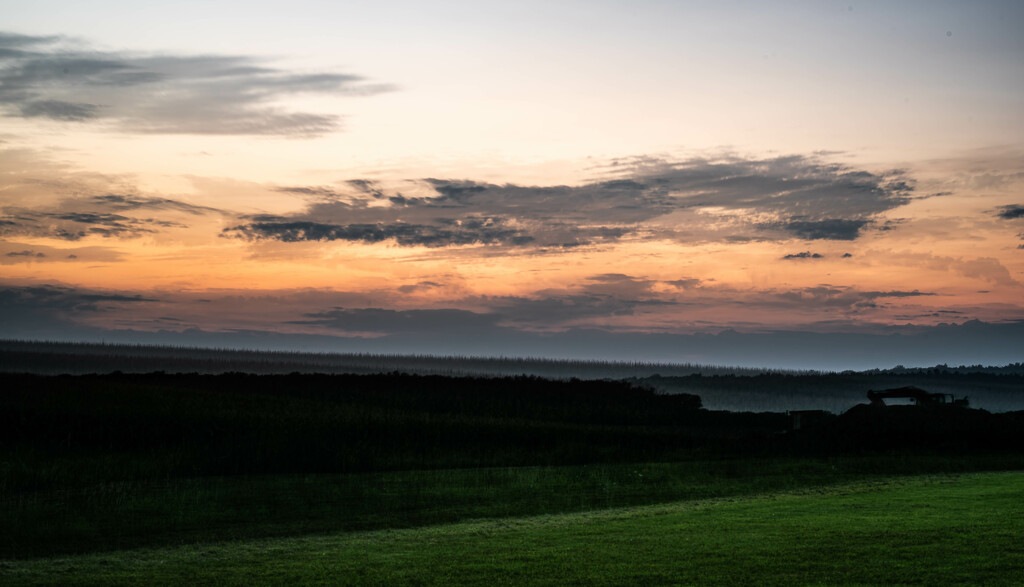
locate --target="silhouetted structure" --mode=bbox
[866,386,969,408]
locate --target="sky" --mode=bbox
[1,0,1023,369]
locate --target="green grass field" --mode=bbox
[5,455,1020,560]
[3,471,1021,585]
[4,372,1023,583]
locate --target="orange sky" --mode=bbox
[1,2,1023,367]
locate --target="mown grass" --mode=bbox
[3,471,1021,585]
[4,454,1021,560]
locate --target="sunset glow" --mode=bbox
[2,1,1022,368]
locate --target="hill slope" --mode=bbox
[3,471,1021,585]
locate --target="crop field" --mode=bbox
[3,471,1022,585]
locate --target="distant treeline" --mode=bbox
[2,372,783,492]
[4,371,1023,494]
[4,340,1023,379]
[0,339,816,378]
[857,363,1024,375]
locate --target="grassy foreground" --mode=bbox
[3,471,1022,585]
[6,455,1021,559]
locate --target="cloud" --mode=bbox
[765,286,855,306]
[956,257,1020,285]
[291,307,501,336]
[667,278,702,289]
[397,281,442,294]
[20,99,98,121]
[292,272,677,335]
[31,296,1024,372]
[0,282,161,339]
[995,205,1024,219]
[782,251,824,259]
[222,220,536,248]
[869,290,936,299]
[1,208,187,240]
[0,31,394,136]
[222,154,913,250]
[760,287,937,314]
[0,241,124,264]
[772,219,869,241]
[87,194,220,215]
[0,284,158,313]
[453,273,677,328]
[490,293,671,326]
[865,251,1020,286]
[292,295,667,336]
[1,190,220,241]
[2,279,1019,371]
[274,186,347,200]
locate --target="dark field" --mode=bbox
[3,369,1024,560]
[2,345,1023,582]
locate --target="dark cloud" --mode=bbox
[577,273,663,301]
[88,194,220,215]
[0,284,158,314]
[876,219,905,231]
[222,220,536,247]
[782,251,824,259]
[995,204,1024,219]
[0,209,183,240]
[240,213,289,222]
[397,281,442,294]
[291,307,501,336]
[667,278,702,289]
[1,192,215,241]
[760,287,938,315]
[295,291,670,336]
[0,283,161,340]
[457,274,675,326]
[2,280,1020,372]
[20,99,98,121]
[773,219,869,240]
[0,31,394,136]
[222,154,913,250]
[290,273,675,335]
[0,32,59,52]
[489,293,673,325]
[274,186,345,200]
[0,241,123,264]
[346,180,388,200]
[620,155,913,220]
[869,290,936,298]
[588,273,638,283]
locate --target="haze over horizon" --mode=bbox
[2,1,1022,370]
